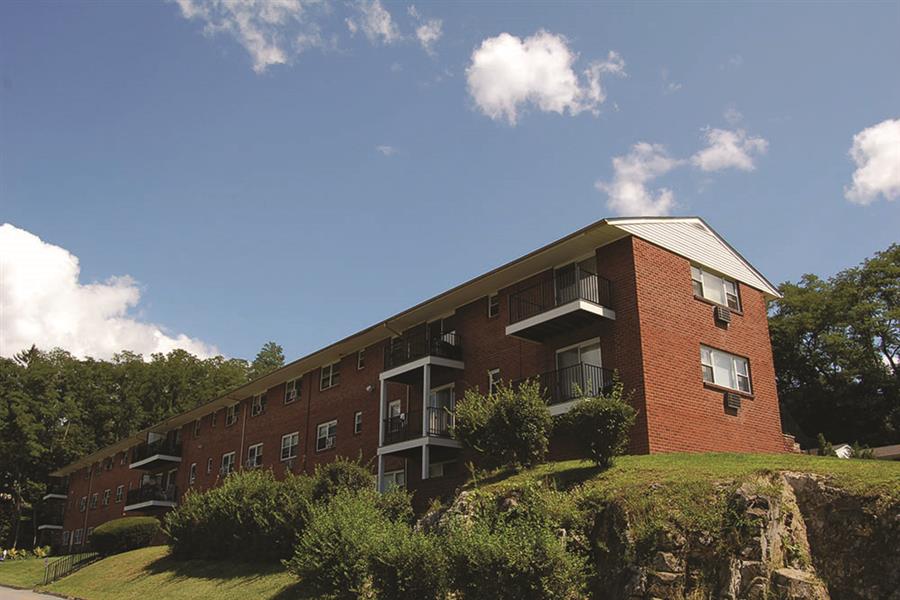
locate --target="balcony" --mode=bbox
[382,407,454,446]
[124,484,178,512]
[506,266,615,342]
[42,481,68,501]
[529,363,614,415]
[381,332,464,383]
[37,505,65,531]
[129,438,182,471]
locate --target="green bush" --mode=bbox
[558,379,636,468]
[311,456,375,502]
[371,524,448,600]
[454,379,551,469]
[91,517,160,556]
[164,469,313,561]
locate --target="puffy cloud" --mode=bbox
[346,0,400,45]
[465,31,624,125]
[844,118,900,205]
[0,224,217,360]
[408,6,442,55]
[690,127,768,172]
[595,143,684,216]
[174,0,327,73]
[375,144,397,156]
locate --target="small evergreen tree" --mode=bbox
[557,378,636,469]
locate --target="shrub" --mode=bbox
[376,487,415,525]
[558,379,636,468]
[91,517,160,556]
[454,379,551,469]
[165,469,313,561]
[311,456,375,503]
[371,524,448,600]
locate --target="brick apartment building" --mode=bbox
[38,217,790,552]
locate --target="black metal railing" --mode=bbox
[509,266,612,324]
[38,505,65,526]
[125,484,178,507]
[43,552,99,585]
[382,407,453,445]
[131,437,182,463]
[44,481,68,497]
[383,332,462,370]
[528,363,614,405]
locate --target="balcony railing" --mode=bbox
[382,407,453,445]
[383,332,462,371]
[38,505,65,527]
[44,482,68,498]
[528,363,614,405]
[125,484,178,507]
[131,438,182,463]
[509,266,611,325]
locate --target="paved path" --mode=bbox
[0,586,60,600]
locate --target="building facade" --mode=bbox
[39,217,792,552]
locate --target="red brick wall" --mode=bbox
[630,237,784,453]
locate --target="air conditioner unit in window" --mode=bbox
[286,389,297,402]
[725,392,741,411]
[714,305,732,324]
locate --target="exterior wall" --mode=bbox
[631,237,784,453]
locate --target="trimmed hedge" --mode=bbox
[91,517,160,556]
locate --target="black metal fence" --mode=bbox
[44,481,68,497]
[131,437,182,463]
[37,505,65,526]
[125,484,178,507]
[384,332,462,370]
[509,266,612,324]
[42,551,99,585]
[382,407,453,445]
[529,363,614,405]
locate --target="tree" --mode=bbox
[557,379,636,469]
[770,243,899,447]
[248,341,285,381]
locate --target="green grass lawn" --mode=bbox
[42,546,304,600]
[0,557,47,589]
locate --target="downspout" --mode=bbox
[80,465,94,550]
[238,400,247,469]
[302,371,312,473]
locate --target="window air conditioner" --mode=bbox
[714,305,732,324]
[725,392,741,411]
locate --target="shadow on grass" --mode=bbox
[469,462,603,491]
[143,552,288,583]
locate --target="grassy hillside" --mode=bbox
[43,546,302,600]
[0,558,46,589]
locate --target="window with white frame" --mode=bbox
[221,451,236,476]
[281,432,299,461]
[115,485,124,503]
[62,531,70,546]
[90,493,98,509]
[79,496,86,512]
[225,403,239,426]
[320,361,340,390]
[357,349,366,370]
[316,420,337,452]
[246,443,263,468]
[193,419,201,438]
[251,393,266,417]
[284,378,300,404]
[86,527,94,541]
[691,265,741,310]
[700,345,751,394]
[488,293,500,318]
[354,411,363,434]
[211,409,218,427]
[429,461,453,478]
[206,457,213,475]
[74,529,83,545]
[102,489,110,506]
[382,469,406,490]
[188,463,197,485]
[120,452,126,466]
[488,368,501,395]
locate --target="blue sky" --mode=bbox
[1,1,898,362]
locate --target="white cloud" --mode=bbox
[376,145,397,156]
[408,5,442,55]
[844,118,900,205]
[660,67,682,95]
[0,224,218,360]
[595,143,684,216]
[465,31,624,125]
[346,0,400,45]
[723,106,743,126]
[175,0,327,73]
[691,127,768,172]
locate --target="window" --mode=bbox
[316,420,337,452]
[102,489,110,506]
[62,531,70,546]
[221,451,236,476]
[284,378,300,404]
[193,419,201,438]
[119,452,126,466]
[79,496,87,512]
[354,411,363,434]
[357,349,366,370]
[86,527,94,541]
[488,293,500,318]
[246,443,263,468]
[281,432,299,461]
[90,493,98,509]
[320,361,340,390]
[700,346,752,394]
[225,403,239,427]
[211,409,218,427]
[429,461,453,478]
[488,368,501,395]
[206,457,213,475]
[74,529,83,545]
[691,265,741,310]
[251,393,266,417]
[189,463,197,485]
[104,458,112,471]
[382,469,406,490]
[115,485,124,503]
